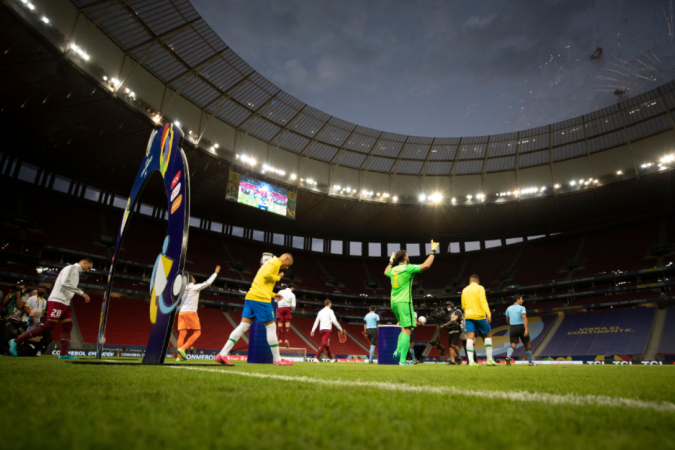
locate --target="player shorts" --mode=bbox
[242,299,275,323]
[320,329,332,346]
[509,324,531,345]
[392,302,416,329]
[277,307,292,323]
[465,318,491,335]
[448,332,461,347]
[46,301,72,322]
[366,328,378,345]
[177,312,200,330]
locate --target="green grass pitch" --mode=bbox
[2,357,674,450]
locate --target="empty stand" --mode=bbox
[510,234,581,286]
[314,254,369,294]
[462,250,517,287]
[657,306,675,354]
[72,295,103,343]
[543,308,655,356]
[576,222,658,276]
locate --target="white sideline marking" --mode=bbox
[169,366,675,413]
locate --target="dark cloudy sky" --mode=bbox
[192,0,675,137]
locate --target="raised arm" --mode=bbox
[194,269,219,291]
[384,252,396,276]
[419,254,435,272]
[420,240,439,272]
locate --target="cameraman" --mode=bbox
[16,319,52,357]
[1,281,30,353]
[440,302,464,365]
[1,281,29,318]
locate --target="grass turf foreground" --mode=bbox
[1,357,674,450]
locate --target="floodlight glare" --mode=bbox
[419,194,426,202]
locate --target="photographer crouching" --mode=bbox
[440,302,465,365]
[1,281,30,354]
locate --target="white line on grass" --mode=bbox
[169,366,675,413]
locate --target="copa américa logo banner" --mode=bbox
[97,123,191,365]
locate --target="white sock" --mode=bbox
[485,338,493,361]
[266,323,281,362]
[219,322,250,356]
[467,339,475,363]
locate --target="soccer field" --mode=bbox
[2,358,674,450]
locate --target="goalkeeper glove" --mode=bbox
[429,239,439,255]
[389,251,396,265]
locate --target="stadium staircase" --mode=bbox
[495,246,523,289]
[289,323,317,351]
[217,237,247,281]
[223,311,248,344]
[534,313,565,357]
[565,233,588,281]
[643,308,667,360]
[342,327,369,352]
[341,323,372,350]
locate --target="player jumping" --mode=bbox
[385,242,436,366]
[505,294,535,366]
[276,282,296,348]
[176,265,220,362]
[10,258,93,360]
[311,299,342,363]
[216,253,295,366]
[461,274,497,366]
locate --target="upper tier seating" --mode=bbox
[575,222,658,277]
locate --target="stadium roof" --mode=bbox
[2,0,675,243]
[72,0,674,177]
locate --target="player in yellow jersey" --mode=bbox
[216,253,294,366]
[461,274,497,366]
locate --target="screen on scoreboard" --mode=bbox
[226,170,296,219]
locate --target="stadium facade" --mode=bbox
[2,0,674,244]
